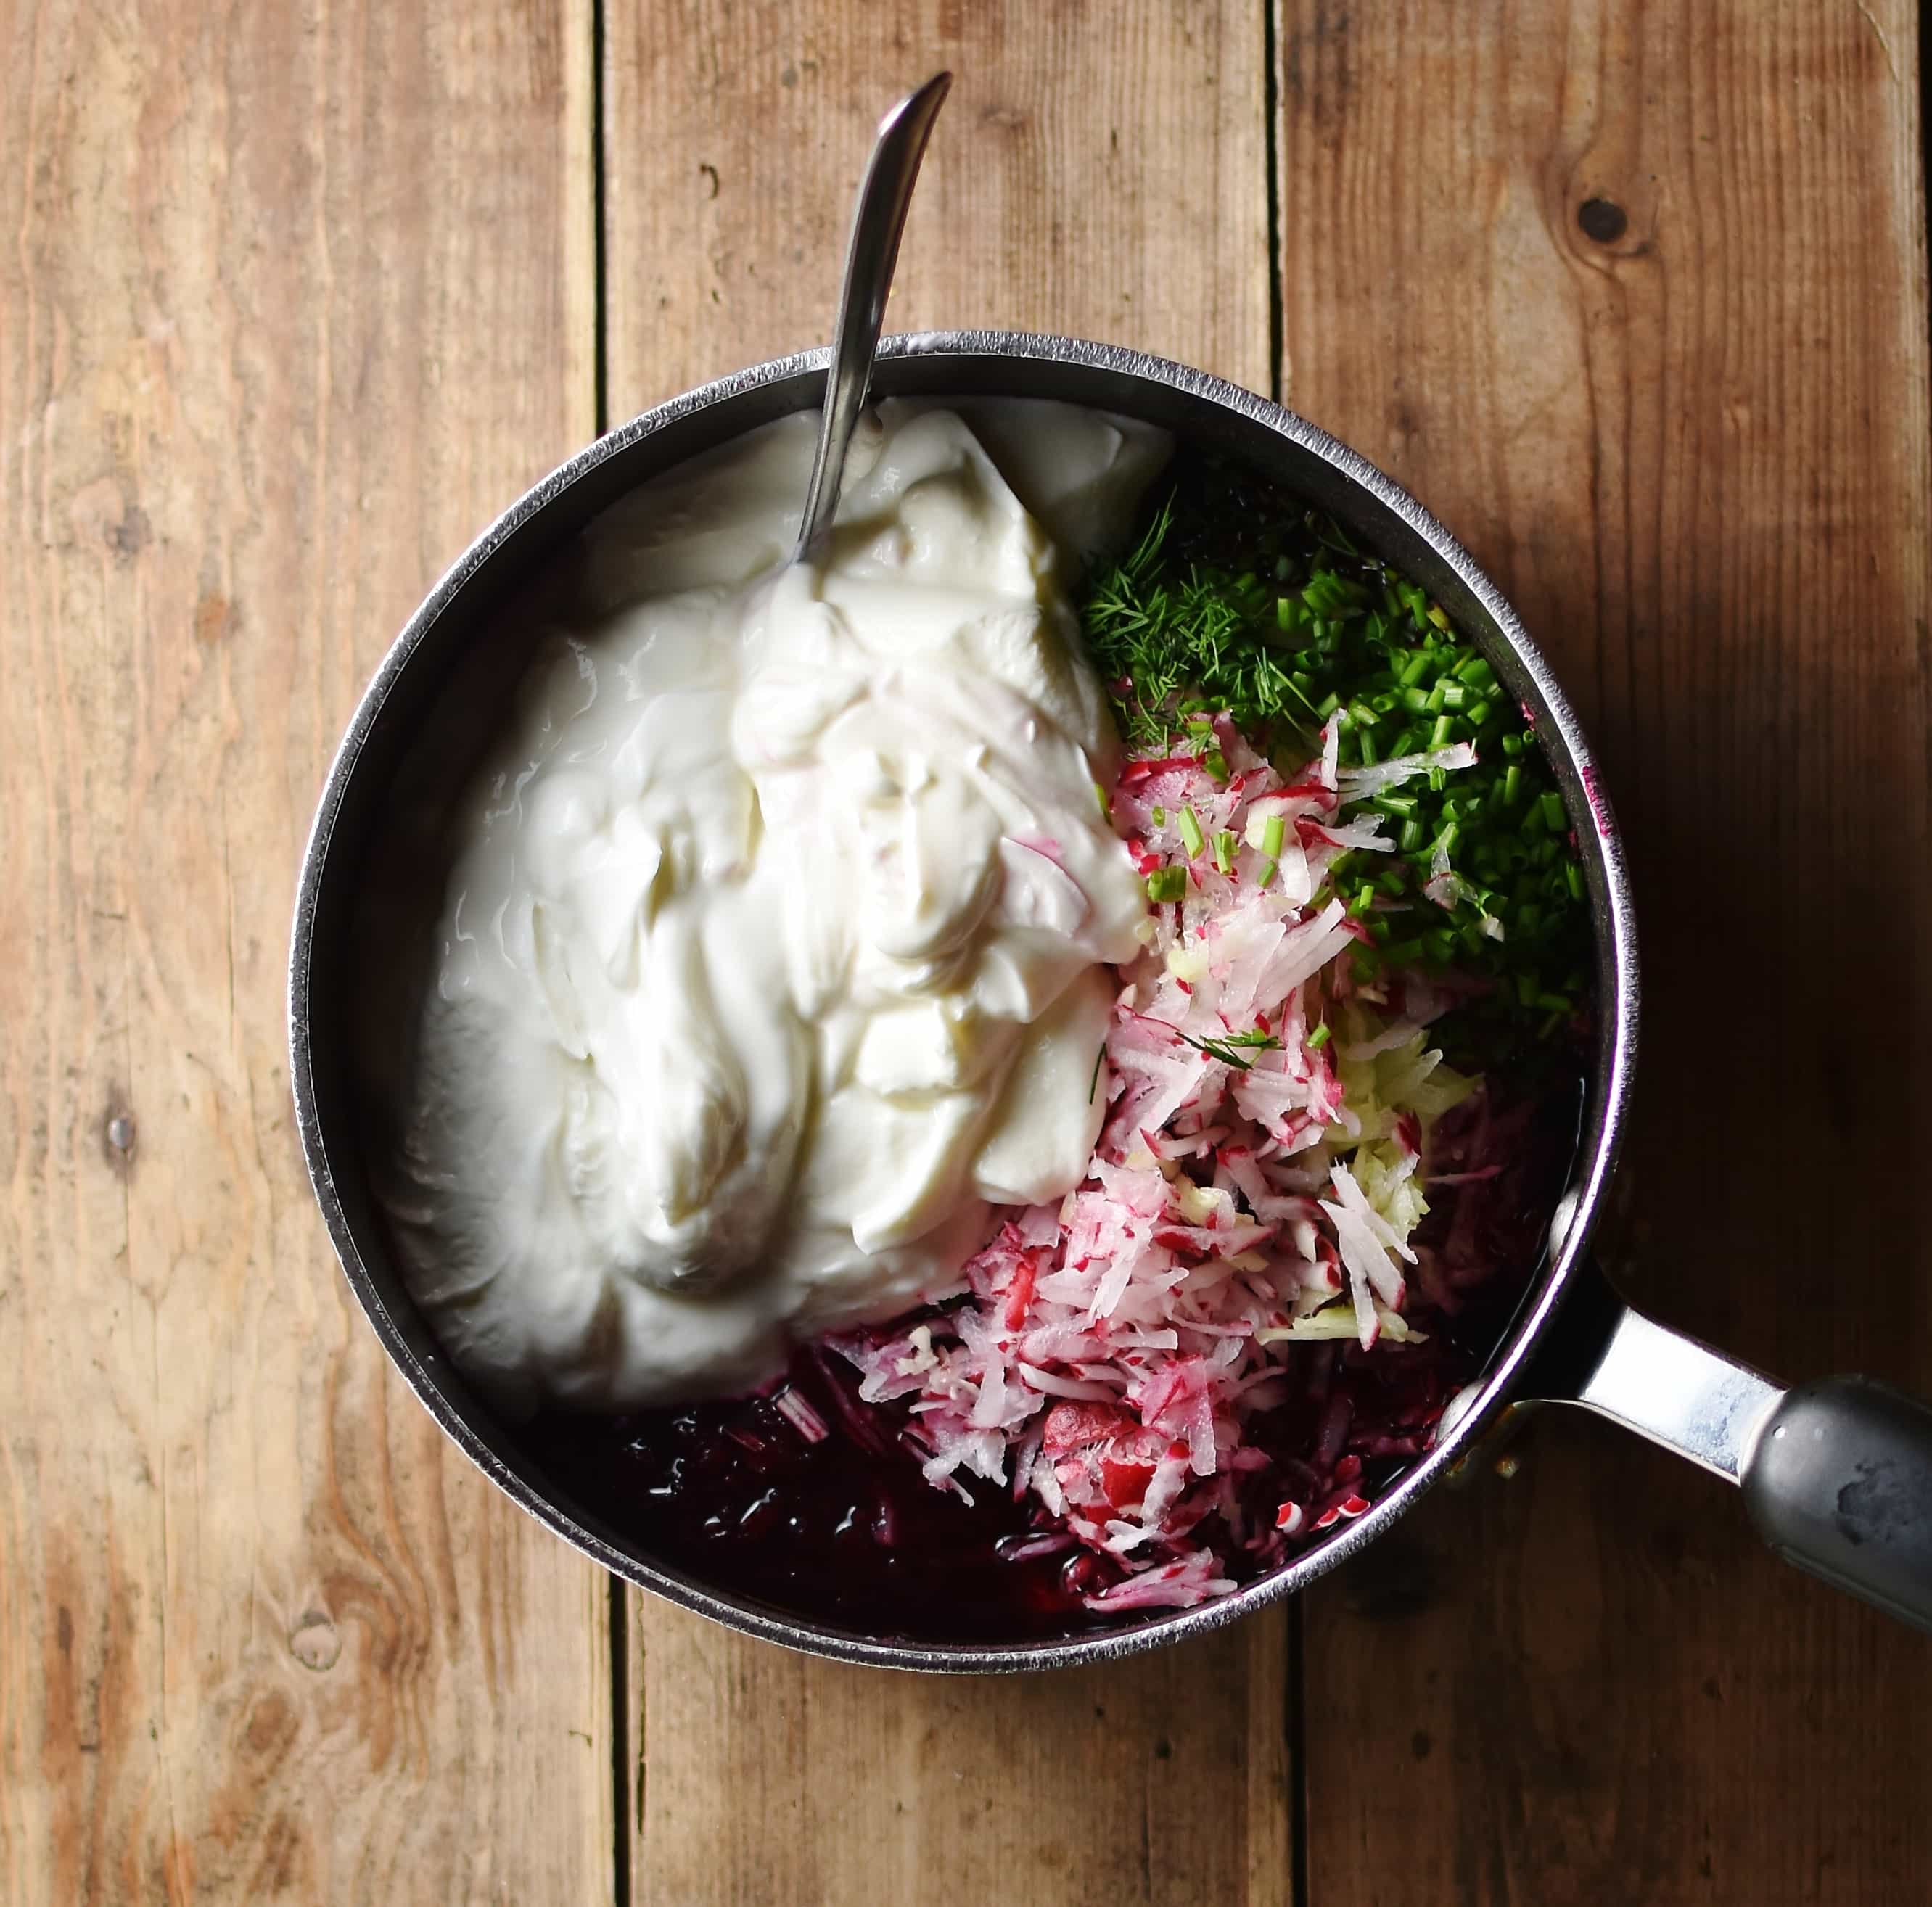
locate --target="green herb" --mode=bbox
[1078,450,1592,1058]
[1307,1021,1332,1050]
[1175,1026,1283,1071]
[1082,499,1324,751]
[1145,865,1188,904]
[1211,829,1238,876]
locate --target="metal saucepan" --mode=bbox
[289,332,1932,1669]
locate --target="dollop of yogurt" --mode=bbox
[387,401,1168,1412]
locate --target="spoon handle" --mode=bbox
[793,71,953,562]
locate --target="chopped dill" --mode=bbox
[1175,1026,1283,1071]
[1078,450,1592,1068]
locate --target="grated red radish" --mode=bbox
[831,719,1532,1606]
[773,1386,831,1445]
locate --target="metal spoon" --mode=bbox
[792,72,953,563]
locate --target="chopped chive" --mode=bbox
[1307,1021,1331,1049]
[1093,779,1111,820]
[1079,479,1591,1030]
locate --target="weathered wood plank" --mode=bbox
[0,3,612,1900]
[604,0,1273,418]
[1275,1,1932,1900]
[632,1615,1291,1907]
[601,7,1286,1903]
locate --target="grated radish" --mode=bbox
[833,719,1500,1602]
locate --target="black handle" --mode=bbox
[1739,1376,1932,1635]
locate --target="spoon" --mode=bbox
[792,71,953,563]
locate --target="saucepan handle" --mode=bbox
[1527,1260,1932,1634]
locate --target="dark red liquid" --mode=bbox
[522,1348,1114,1642]
[519,1068,1586,1642]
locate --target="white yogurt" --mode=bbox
[387,400,1168,1412]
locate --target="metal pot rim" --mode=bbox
[289,329,1640,1672]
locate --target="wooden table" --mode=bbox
[4,4,1928,1901]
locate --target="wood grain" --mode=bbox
[0,2,612,1901]
[603,0,1272,417]
[601,7,1285,1903]
[11,1,1926,1901]
[1275,1,1932,1901]
[631,1610,1291,1907]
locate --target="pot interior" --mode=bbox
[293,336,1634,1670]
